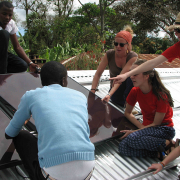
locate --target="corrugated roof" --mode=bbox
[93,139,180,180]
[68,68,180,180]
[1,67,180,180]
[0,165,30,180]
[61,54,180,69]
[34,57,180,179]
[138,54,180,68]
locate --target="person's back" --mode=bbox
[5,61,95,180]
[24,85,94,167]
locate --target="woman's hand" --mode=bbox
[148,163,163,174]
[102,94,111,102]
[120,130,134,139]
[110,73,128,85]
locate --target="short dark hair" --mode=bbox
[40,61,67,86]
[0,1,14,9]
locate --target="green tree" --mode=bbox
[114,0,180,43]
[15,0,49,51]
[76,0,116,39]
[23,12,51,54]
[48,0,74,17]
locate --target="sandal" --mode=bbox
[157,139,180,161]
[157,145,166,161]
[175,138,180,148]
[165,139,175,153]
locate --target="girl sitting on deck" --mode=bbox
[119,59,178,159]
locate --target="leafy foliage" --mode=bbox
[8,32,30,55]
[39,42,86,62]
[12,0,179,67]
[114,0,180,43]
[64,41,106,70]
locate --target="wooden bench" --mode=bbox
[31,59,46,64]
[29,54,46,64]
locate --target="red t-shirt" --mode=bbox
[162,41,180,62]
[126,87,173,127]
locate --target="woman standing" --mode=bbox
[91,25,138,107]
[119,60,176,159]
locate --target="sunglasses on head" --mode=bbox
[174,28,180,33]
[114,42,128,47]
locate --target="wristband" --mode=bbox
[91,88,98,91]
[159,162,165,168]
[28,62,33,66]
[107,93,111,97]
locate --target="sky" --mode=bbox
[14,0,166,38]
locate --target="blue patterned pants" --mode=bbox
[119,126,175,157]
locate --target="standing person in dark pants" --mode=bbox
[5,61,95,180]
[0,1,38,74]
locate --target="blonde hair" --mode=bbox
[123,25,134,37]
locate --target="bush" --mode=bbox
[64,40,106,70]
[64,51,104,70]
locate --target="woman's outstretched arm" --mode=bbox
[110,55,168,85]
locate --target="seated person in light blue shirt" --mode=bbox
[5,61,95,180]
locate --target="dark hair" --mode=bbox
[0,1,14,9]
[134,59,174,107]
[40,61,67,86]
